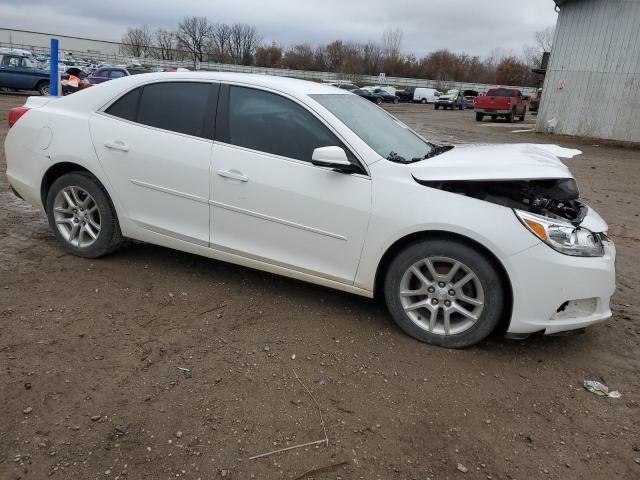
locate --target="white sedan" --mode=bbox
[4,73,616,348]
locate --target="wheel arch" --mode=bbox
[41,162,108,213]
[373,229,513,334]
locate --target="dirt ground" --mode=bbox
[1,92,639,480]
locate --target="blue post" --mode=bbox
[50,38,58,96]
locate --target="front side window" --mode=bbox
[105,82,212,138]
[93,69,108,78]
[110,70,126,79]
[227,86,357,166]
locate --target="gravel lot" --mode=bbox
[1,92,639,480]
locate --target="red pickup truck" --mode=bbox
[474,87,526,123]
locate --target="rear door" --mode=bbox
[209,84,371,284]
[90,81,218,246]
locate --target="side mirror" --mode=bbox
[311,146,352,170]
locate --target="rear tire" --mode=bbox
[518,111,526,121]
[507,110,515,123]
[475,113,484,122]
[434,105,439,110]
[393,98,399,104]
[421,98,427,104]
[384,239,505,348]
[376,97,383,105]
[46,172,123,258]
[38,81,50,96]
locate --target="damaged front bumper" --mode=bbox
[504,211,616,335]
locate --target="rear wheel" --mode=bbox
[393,97,399,104]
[506,110,515,123]
[421,98,427,104]
[384,239,505,348]
[46,172,123,258]
[376,97,383,105]
[434,105,439,110]
[475,113,484,122]
[518,110,526,121]
[38,81,50,96]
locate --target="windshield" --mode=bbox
[311,93,434,162]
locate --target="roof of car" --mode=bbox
[57,72,351,112]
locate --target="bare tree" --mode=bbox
[210,23,232,62]
[176,16,212,62]
[381,27,403,60]
[121,26,152,58]
[535,26,554,52]
[228,23,261,65]
[154,28,176,60]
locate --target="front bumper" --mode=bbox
[505,239,616,335]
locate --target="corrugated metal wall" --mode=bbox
[536,0,640,142]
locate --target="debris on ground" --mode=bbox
[290,460,348,480]
[177,367,192,379]
[456,463,468,473]
[583,380,622,398]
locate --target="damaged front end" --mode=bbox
[414,177,586,225]
[415,177,608,257]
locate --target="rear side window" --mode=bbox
[227,86,356,164]
[486,88,515,97]
[105,88,141,121]
[105,82,213,138]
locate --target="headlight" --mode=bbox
[514,210,604,257]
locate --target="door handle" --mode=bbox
[217,169,249,182]
[104,140,129,152]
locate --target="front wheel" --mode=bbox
[375,97,383,105]
[46,172,123,258]
[384,239,505,348]
[393,98,399,104]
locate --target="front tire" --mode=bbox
[46,172,123,258]
[376,97,383,105]
[383,239,505,348]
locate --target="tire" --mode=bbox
[434,105,439,110]
[518,111,526,122]
[490,116,497,122]
[376,97,383,105]
[46,172,123,258]
[475,113,484,122]
[421,98,427,104]
[393,98,399,104]
[37,81,50,96]
[383,239,505,348]
[506,110,515,123]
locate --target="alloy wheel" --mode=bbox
[399,256,484,336]
[53,186,102,248]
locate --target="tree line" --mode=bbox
[121,17,552,87]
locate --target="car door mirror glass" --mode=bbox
[311,146,351,169]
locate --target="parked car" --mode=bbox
[413,87,441,104]
[434,89,461,110]
[529,88,543,112]
[0,53,50,95]
[351,88,384,104]
[372,88,399,104]
[395,87,415,102]
[463,90,479,109]
[331,82,359,91]
[475,87,527,122]
[86,66,151,84]
[5,73,615,348]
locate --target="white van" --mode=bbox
[413,88,442,104]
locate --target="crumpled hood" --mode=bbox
[409,143,581,181]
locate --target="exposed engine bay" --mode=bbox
[415,177,587,225]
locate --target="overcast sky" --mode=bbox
[1,0,558,58]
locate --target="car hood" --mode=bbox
[408,143,581,181]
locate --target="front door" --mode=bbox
[90,81,218,246]
[210,85,371,284]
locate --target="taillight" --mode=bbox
[8,107,30,128]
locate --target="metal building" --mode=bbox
[537,0,640,142]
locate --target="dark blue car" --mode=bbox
[0,53,50,95]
